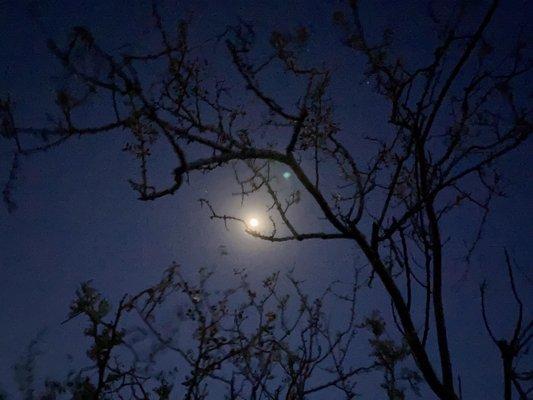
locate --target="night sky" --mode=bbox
[1,0,532,398]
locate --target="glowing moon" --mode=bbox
[248,218,259,228]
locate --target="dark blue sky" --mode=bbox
[0,0,531,398]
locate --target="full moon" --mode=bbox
[249,218,259,228]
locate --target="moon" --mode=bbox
[248,218,259,228]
